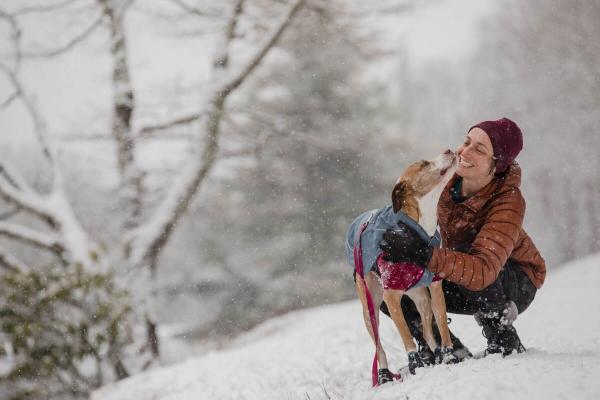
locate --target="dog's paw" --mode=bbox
[407,351,425,374]
[434,346,462,364]
[377,368,397,385]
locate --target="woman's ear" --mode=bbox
[392,181,409,213]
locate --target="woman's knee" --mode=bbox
[502,261,538,313]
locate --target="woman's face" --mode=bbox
[455,128,495,179]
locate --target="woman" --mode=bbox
[382,117,546,357]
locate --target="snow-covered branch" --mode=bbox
[0,65,57,173]
[0,168,103,269]
[0,27,103,271]
[219,0,305,97]
[22,13,104,59]
[128,0,305,270]
[0,246,28,272]
[0,8,23,73]
[138,112,205,138]
[0,91,19,111]
[135,0,245,139]
[0,160,32,192]
[168,0,220,18]
[0,222,64,255]
[213,0,245,70]
[55,132,194,142]
[12,0,81,16]
[0,206,20,220]
[0,171,55,224]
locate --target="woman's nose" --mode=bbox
[461,144,474,156]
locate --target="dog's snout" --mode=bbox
[444,149,454,155]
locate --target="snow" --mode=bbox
[92,253,600,400]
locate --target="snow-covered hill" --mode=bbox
[92,254,600,400]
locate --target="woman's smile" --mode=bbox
[458,156,474,169]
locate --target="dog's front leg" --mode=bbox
[355,272,389,368]
[429,281,453,348]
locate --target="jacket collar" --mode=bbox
[444,161,522,213]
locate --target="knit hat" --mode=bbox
[469,117,523,173]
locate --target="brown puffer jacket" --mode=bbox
[428,162,546,291]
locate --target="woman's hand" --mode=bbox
[379,222,433,267]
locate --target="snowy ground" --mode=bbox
[92,253,600,400]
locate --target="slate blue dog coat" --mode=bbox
[345,206,441,289]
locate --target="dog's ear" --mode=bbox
[392,181,410,213]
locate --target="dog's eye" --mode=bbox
[420,160,430,169]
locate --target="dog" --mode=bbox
[345,149,457,385]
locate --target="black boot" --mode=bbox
[408,317,472,362]
[407,351,424,375]
[418,345,436,366]
[407,318,435,366]
[378,368,395,385]
[434,346,461,364]
[498,325,526,355]
[477,311,525,357]
[477,313,502,356]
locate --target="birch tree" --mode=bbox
[0,0,306,377]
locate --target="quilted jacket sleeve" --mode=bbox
[427,189,525,291]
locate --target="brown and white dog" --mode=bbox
[350,149,457,383]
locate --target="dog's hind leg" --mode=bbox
[407,287,437,352]
[355,272,389,368]
[429,281,453,348]
[382,289,417,353]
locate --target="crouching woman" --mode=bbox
[383,118,546,356]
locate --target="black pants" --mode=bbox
[381,260,537,335]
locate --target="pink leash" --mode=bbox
[354,222,402,387]
[353,223,379,386]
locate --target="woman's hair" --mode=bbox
[488,157,497,176]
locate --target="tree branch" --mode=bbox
[56,132,194,142]
[22,13,104,59]
[213,0,245,70]
[0,7,23,72]
[0,160,31,192]
[0,174,55,224]
[0,65,56,168]
[12,0,81,16]
[168,0,220,18]
[138,112,205,138]
[0,246,28,272]
[0,91,19,111]
[0,222,64,254]
[128,0,305,270]
[0,4,103,273]
[220,0,305,97]
[0,205,20,220]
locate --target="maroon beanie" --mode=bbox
[469,117,523,173]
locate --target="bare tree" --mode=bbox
[0,0,306,369]
[0,66,103,272]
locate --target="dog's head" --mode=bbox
[392,149,457,213]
